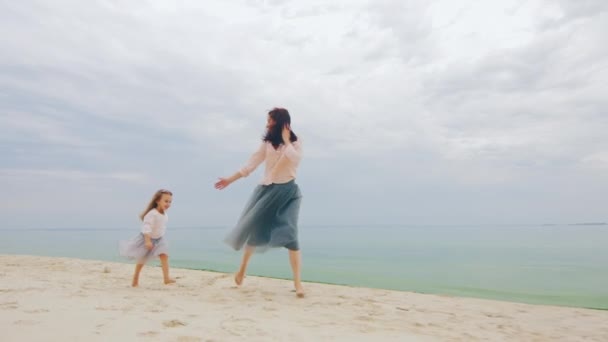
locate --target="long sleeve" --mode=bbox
[141,211,155,234]
[239,142,267,177]
[283,140,302,163]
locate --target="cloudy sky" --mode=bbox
[1,0,607,229]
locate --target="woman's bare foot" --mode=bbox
[295,283,305,298]
[234,272,245,286]
[164,278,176,285]
[131,281,139,287]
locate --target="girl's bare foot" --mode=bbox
[132,281,139,287]
[164,278,176,285]
[234,272,245,286]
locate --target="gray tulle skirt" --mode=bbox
[225,179,302,252]
[118,233,169,263]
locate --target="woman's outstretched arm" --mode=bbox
[215,142,266,190]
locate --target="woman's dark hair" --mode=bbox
[263,107,298,149]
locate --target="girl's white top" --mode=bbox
[141,208,168,239]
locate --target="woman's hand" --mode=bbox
[214,172,243,190]
[282,124,292,145]
[214,177,232,190]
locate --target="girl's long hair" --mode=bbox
[140,189,172,221]
[263,107,298,149]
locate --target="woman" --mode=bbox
[214,107,304,297]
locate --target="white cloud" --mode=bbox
[1,0,607,226]
[582,152,608,168]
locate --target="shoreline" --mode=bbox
[176,266,608,311]
[2,254,607,341]
[4,223,607,311]
[4,252,608,311]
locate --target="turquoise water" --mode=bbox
[2,224,607,309]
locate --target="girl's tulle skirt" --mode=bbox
[225,179,302,252]
[119,233,169,263]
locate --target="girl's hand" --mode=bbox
[145,241,153,250]
[282,124,292,145]
[214,177,232,190]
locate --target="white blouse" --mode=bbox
[239,140,303,185]
[141,208,168,239]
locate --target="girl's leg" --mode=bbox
[132,263,144,287]
[235,245,255,285]
[159,254,176,284]
[289,249,305,297]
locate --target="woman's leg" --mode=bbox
[289,249,304,297]
[235,245,256,285]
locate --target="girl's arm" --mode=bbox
[143,234,153,250]
[141,212,155,249]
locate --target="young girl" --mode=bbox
[215,107,305,297]
[119,189,176,287]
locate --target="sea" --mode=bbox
[2,223,607,310]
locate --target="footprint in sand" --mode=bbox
[163,319,187,328]
[138,331,160,337]
[177,336,203,342]
[14,320,40,326]
[206,274,230,286]
[235,288,256,295]
[355,315,374,322]
[1,301,18,310]
[24,309,50,314]
[220,318,262,336]
[484,312,509,319]
[95,306,121,312]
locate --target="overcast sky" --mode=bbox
[1,0,607,229]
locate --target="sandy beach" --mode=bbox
[1,255,607,341]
